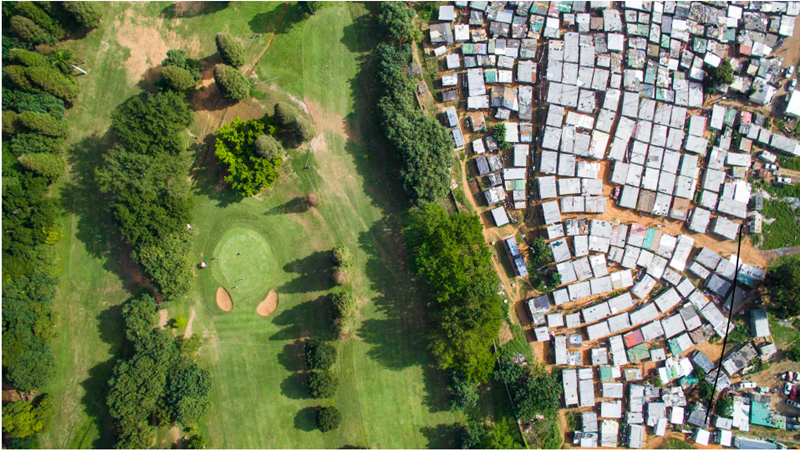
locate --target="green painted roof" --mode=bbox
[627,343,650,363]
[750,401,773,428]
[668,337,684,356]
[643,228,656,248]
[600,366,613,382]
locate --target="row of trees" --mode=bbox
[2,3,101,447]
[299,339,342,432]
[373,5,454,204]
[106,294,210,447]
[330,246,358,335]
[405,204,504,383]
[96,90,195,301]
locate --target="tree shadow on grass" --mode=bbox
[419,423,459,449]
[96,303,124,347]
[277,250,335,294]
[355,217,452,413]
[161,1,228,18]
[280,372,309,400]
[264,196,310,215]
[277,340,308,372]
[269,295,335,342]
[78,358,118,448]
[294,406,318,432]
[248,2,307,35]
[340,10,377,54]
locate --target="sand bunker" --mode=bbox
[216,287,233,312]
[257,290,279,317]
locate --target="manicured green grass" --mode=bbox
[42,2,511,449]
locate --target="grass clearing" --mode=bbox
[769,315,800,348]
[762,199,800,250]
[42,2,511,448]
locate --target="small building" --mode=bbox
[750,309,770,338]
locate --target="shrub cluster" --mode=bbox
[274,102,315,143]
[331,244,353,286]
[106,294,212,447]
[62,1,103,28]
[161,65,197,92]
[162,49,202,82]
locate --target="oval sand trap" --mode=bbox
[257,290,279,317]
[216,287,233,312]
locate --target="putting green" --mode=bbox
[209,226,274,304]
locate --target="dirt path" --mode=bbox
[183,308,196,339]
[763,244,800,262]
[158,309,168,329]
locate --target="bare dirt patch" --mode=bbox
[216,287,233,312]
[304,98,357,143]
[498,320,514,345]
[183,308,196,339]
[257,290,279,317]
[115,11,175,84]
[158,309,168,329]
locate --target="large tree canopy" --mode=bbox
[405,204,503,382]
[765,255,800,318]
[214,116,282,196]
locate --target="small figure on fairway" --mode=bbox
[237,252,242,255]
[233,286,239,290]
[199,261,207,269]
[211,257,220,260]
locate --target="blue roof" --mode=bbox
[452,129,464,147]
[513,257,528,277]
[505,237,520,257]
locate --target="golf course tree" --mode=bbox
[305,338,337,371]
[1,395,55,441]
[214,64,250,101]
[405,204,504,382]
[214,115,283,196]
[299,1,322,15]
[316,406,342,432]
[160,65,197,92]
[273,102,316,144]
[764,255,800,318]
[107,295,213,447]
[308,370,339,398]
[97,90,195,301]
[331,244,354,286]
[61,1,103,28]
[161,49,202,82]
[330,287,357,336]
[373,42,454,204]
[215,32,246,68]
[2,7,88,413]
[448,370,479,411]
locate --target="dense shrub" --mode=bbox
[448,371,479,411]
[330,288,356,319]
[25,66,79,102]
[17,153,65,180]
[332,245,353,267]
[273,102,297,128]
[162,49,202,82]
[308,370,339,398]
[10,48,48,67]
[406,204,503,381]
[1,395,55,439]
[9,133,66,156]
[213,64,249,101]
[214,116,282,196]
[294,117,315,142]
[2,88,66,118]
[305,339,337,371]
[110,90,193,156]
[62,1,103,28]
[17,111,68,137]
[215,33,246,68]
[132,230,193,302]
[3,110,20,135]
[160,65,196,91]
[316,406,341,432]
[165,364,212,424]
[765,255,800,318]
[16,2,65,41]
[254,134,282,159]
[9,16,54,45]
[377,2,421,44]
[4,65,36,91]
